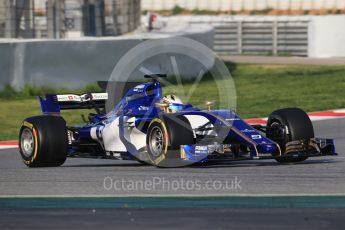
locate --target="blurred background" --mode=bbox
[0,0,141,38]
[0,0,344,56]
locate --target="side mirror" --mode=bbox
[155,102,170,113]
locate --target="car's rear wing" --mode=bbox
[39,81,144,114]
[39,93,108,114]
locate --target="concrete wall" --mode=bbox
[0,38,141,90]
[0,25,214,90]
[308,15,345,58]
[142,0,345,11]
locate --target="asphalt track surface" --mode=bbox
[0,208,344,230]
[1,118,345,229]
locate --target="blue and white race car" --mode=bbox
[19,74,336,167]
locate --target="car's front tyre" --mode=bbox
[267,108,314,163]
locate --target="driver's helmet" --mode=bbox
[162,94,184,112]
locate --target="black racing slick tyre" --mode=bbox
[267,108,314,163]
[19,115,68,167]
[146,114,194,167]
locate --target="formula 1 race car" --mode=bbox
[19,74,336,167]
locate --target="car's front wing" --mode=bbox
[180,138,336,163]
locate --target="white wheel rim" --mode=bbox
[20,128,34,157]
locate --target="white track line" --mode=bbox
[0,146,17,150]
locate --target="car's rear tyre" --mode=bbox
[19,115,68,167]
[146,114,194,167]
[267,108,314,163]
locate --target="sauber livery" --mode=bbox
[19,74,336,167]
